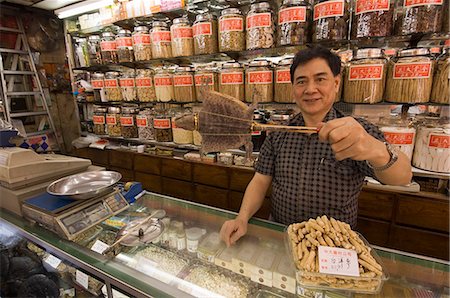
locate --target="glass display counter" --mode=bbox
[0,191,448,297]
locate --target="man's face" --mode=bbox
[292,58,340,118]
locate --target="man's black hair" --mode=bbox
[290,45,341,83]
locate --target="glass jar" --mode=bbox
[378,117,416,161]
[75,38,89,67]
[132,26,152,61]
[137,108,155,140]
[246,2,275,50]
[87,35,102,65]
[104,71,123,102]
[154,68,174,102]
[100,32,118,64]
[153,111,173,142]
[194,64,219,102]
[116,29,134,63]
[136,69,156,102]
[172,108,193,144]
[93,106,107,135]
[219,62,245,101]
[274,57,294,103]
[171,17,194,57]
[343,48,387,104]
[219,8,245,52]
[312,0,350,42]
[394,0,444,35]
[251,110,267,152]
[336,49,353,102]
[119,70,137,102]
[91,72,105,102]
[106,106,121,137]
[193,130,202,146]
[120,106,139,138]
[278,0,311,46]
[385,48,434,103]
[173,66,196,103]
[193,13,218,55]
[245,59,273,103]
[351,0,394,39]
[430,47,449,104]
[269,109,294,125]
[151,21,172,59]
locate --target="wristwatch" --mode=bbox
[367,142,398,171]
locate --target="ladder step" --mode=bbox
[10,111,48,117]
[27,129,53,137]
[7,91,41,96]
[0,27,22,33]
[0,48,27,54]
[3,70,35,75]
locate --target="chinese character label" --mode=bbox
[393,62,432,79]
[318,246,360,277]
[348,64,384,80]
[279,7,307,23]
[404,0,443,7]
[247,13,272,29]
[384,132,414,145]
[220,18,244,32]
[429,134,450,149]
[356,0,390,14]
[314,0,345,20]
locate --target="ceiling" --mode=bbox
[0,0,82,10]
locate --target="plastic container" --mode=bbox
[274,57,294,103]
[100,32,118,64]
[104,71,122,102]
[198,232,224,263]
[137,108,155,140]
[154,68,174,102]
[93,106,107,135]
[194,64,218,102]
[185,227,206,253]
[245,59,273,103]
[219,8,245,52]
[120,106,139,138]
[171,17,194,57]
[430,46,449,104]
[172,108,193,144]
[87,35,102,65]
[219,62,245,101]
[247,2,275,50]
[136,69,156,102]
[394,0,444,35]
[173,66,196,103]
[116,29,134,63]
[91,72,105,102]
[278,0,311,46]
[379,117,416,161]
[151,21,172,59]
[119,70,137,102]
[351,0,394,39]
[312,0,350,42]
[106,106,121,137]
[193,13,218,55]
[153,111,173,142]
[132,26,152,61]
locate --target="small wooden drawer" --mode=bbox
[134,154,161,175]
[109,150,134,170]
[161,158,192,181]
[193,163,229,189]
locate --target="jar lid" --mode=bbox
[271,114,290,121]
[398,48,430,57]
[92,72,104,78]
[250,2,271,10]
[355,48,383,59]
[278,57,294,66]
[152,21,168,27]
[122,106,139,113]
[118,29,132,35]
[173,17,190,25]
[195,13,215,22]
[222,62,242,69]
[121,71,136,77]
[282,0,307,6]
[176,66,193,72]
[108,106,121,113]
[102,32,115,38]
[249,59,271,67]
[105,71,120,77]
[134,26,149,32]
[95,107,108,113]
[221,8,242,15]
[88,35,100,40]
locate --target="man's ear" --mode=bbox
[334,74,341,93]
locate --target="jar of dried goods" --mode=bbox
[385,48,434,103]
[132,26,152,61]
[246,2,275,50]
[219,8,245,52]
[274,57,294,103]
[312,0,350,42]
[251,110,267,151]
[120,70,136,102]
[93,106,107,135]
[336,49,353,102]
[75,38,89,67]
[343,48,387,103]
[137,108,155,140]
[351,0,394,39]
[278,0,311,46]
[120,105,139,138]
[91,72,105,102]
[194,64,219,102]
[173,66,196,103]
[171,17,194,57]
[379,116,416,161]
[100,32,118,64]
[104,71,122,102]
[269,109,294,125]
[394,0,444,35]
[106,106,121,137]
[151,21,172,59]
[87,35,102,65]
[245,59,273,103]
[136,69,156,102]
[154,68,174,102]
[219,62,245,101]
[193,13,218,55]
[116,29,134,63]
[172,108,193,144]
[154,111,173,142]
[430,46,449,104]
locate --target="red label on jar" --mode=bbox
[276,70,291,83]
[93,115,105,125]
[252,130,262,136]
[348,64,384,80]
[313,0,345,20]
[100,41,117,51]
[104,79,118,87]
[393,62,432,79]
[136,77,153,87]
[174,75,194,86]
[384,132,414,145]
[153,119,171,128]
[120,116,134,126]
[429,134,450,149]
[355,0,390,14]
[154,76,173,86]
[221,72,244,84]
[120,78,135,87]
[404,0,443,7]
[133,34,151,45]
[91,79,104,89]
[446,39,450,47]
[279,7,307,24]
[195,74,214,86]
[248,71,273,84]
[136,116,148,127]
[246,13,272,29]
[116,37,132,47]
[219,18,244,32]
[193,22,212,36]
[172,27,193,39]
[383,48,397,56]
[430,47,441,54]
[151,31,171,43]
[106,115,117,125]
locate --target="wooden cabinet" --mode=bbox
[162,177,193,201]
[193,163,229,189]
[134,154,161,175]
[230,168,253,192]
[358,189,395,221]
[161,158,191,181]
[356,217,390,246]
[109,150,134,170]
[135,172,162,194]
[194,184,228,210]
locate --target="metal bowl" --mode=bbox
[47,171,122,200]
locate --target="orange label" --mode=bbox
[279,7,307,24]
[430,47,441,54]
[91,79,104,89]
[136,116,148,127]
[446,39,450,47]
[100,41,117,51]
[193,22,212,36]
[93,115,105,125]
[276,70,291,83]
[384,132,414,145]
[404,0,443,7]
[154,76,173,86]
[393,62,432,79]
[133,34,151,45]
[116,37,132,47]
[348,64,384,80]
[252,130,262,136]
[104,79,118,87]
[120,78,135,87]
[383,48,397,56]
[151,31,171,43]
[195,74,214,86]
[246,13,271,29]
[314,0,344,20]
[174,75,193,86]
[120,116,134,126]
[106,115,117,125]
[172,27,193,39]
[356,0,390,14]
[219,18,244,32]
[153,119,171,128]
[221,72,244,84]
[429,134,450,149]
[136,77,153,87]
[248,71,272,84]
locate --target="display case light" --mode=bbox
[55,0,114,19]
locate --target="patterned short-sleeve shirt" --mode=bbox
[255,108,386,228]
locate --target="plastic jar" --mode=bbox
[93,107,107,135]
[154,68,174,102]
[104,71,122,102]
[430,46,449,104]
[246,2,275,50]
[245,59,273,103]
[120,106,139,138]
[151,21,172,59]
[219,8,245,52]
[312,0,350,42]
[116,29,134,63]
[385,48,434,103]
[100,32,118,64]
[194,64,219,102]
[106,106,121,137]
[274,57,294,103]
[394,0,444,36]
[379,117,416,161]
[171,17,194,57]
[153,111,173,142]
[119,70,137,102]
[173,66,196,103]
[132,26,152,61]
[91,72,105,102]
[193,13,218,55]
[87,35,102,65]
[219,62,245,101]
[185,227,206,253]
[137,108,155,140]
[278,0,311,46]
[172,108,193,144]
[351,0,394,39]
[136,69,156,102]
[343,48,387,104]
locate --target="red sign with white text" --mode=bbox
[429,134,450,149]
[314,0,344,20]
[276,70,291,83]
[91,80,104,89]
[151,31,171,43]
[279,7,307,23]
[393,62,432,79]
[119,78,135,87]
[100,41,117,51]
[153,119,171,128]
[136,116,148,127]
[174,75,194,86]
[348,64,384,80]
[136,77,153,87]
[219,18,244,31]
[384,132,414,145]
[247,13,272,29]
[133,34,151,45]
[195,74,214,86]
[404,0,442,7]
[172,27,193,39]
[193,23,212,36]
[106,115,117,125]
[154,76,173,86]
[104,79,118,87]
[355,0,390,14]
[248,71,272,84]
[221,72,244,84]
[116,37,132,47]
[93,115,105,125]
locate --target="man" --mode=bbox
[220,46,412,247]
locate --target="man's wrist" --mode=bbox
[367,142,398,171]
[367,141,391,167]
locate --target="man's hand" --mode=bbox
[219,217,248,247]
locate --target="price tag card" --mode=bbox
[44,254,61,269]
[318,246,360,277]
[76,270,89,289]
[91,240,109,254]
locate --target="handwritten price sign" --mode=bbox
[318,246,360,277]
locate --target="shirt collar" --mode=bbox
[289,107,341,126]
